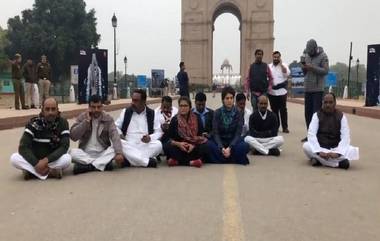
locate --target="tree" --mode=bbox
[0,26,10,72]
[5,0,100,81]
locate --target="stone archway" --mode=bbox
[181,0,274,86]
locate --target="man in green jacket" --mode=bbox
[10,98,71,180]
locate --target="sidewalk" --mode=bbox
[288,97,380,119]
[0,97,165,130]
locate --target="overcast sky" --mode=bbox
[1,0,379,78]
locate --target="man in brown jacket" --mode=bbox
[69,95,124,174]
[11,53,27,110]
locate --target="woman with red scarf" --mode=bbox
[163,96,209,167]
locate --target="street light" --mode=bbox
[356,58,360,97]
[124,56,127,82]
[112,13,118,99]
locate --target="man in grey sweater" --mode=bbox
[301,39,329,142]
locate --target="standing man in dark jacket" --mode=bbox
[23,58,38,109]
[177,61,189,97]
[37,54,52,104]
[70,95,124,174]
[245,49,273,110]
[301,39,329,142]
[11,53,27,110]
[10,98,71,180]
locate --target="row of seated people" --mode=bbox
[9,87,359,180]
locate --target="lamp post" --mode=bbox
[356,58,360,97]
[124,56,127,82]
[112,13,118,99]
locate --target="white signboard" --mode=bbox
[71,65,79,84]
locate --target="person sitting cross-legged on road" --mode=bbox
[207,86,250,165]
[163,96,209,168]
[244,95,284,156]
[10,97,71,180]
[303,93,359,169]
[115,89,163,168]
[69,95,124,175]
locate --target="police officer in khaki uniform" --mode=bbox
[37,55,52,104]
[11,53,27,110]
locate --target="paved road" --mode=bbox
[0,94,379,241]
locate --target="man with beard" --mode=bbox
[10,98,71,180]
[69,95,124,175]
[244,95,284,156]
[301,39,329,142]
[303,93,359,169]
[268,51,290,133]
[155,96,178,144]
[115,89,162,168]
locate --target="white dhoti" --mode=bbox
[70,146,116,171]
[10,153,71,180]
[303,142,359,168]
[244,136,284,155]
[121,139,162,167]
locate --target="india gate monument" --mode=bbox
[181,0,274,86]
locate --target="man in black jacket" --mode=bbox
[244,95,284,156]
[115,89,162,168]
[192,92,214,138]
[10,98,71,180]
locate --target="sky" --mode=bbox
[1,0,379,78]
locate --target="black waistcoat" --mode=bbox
[317,110,343,149]
[121,107,155,136]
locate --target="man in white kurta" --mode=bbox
[235,93,252,136]
[115,89,163,167]
[303,93,359,169]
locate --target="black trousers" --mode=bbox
[163,142,209,165]
[268,94,288,130]
[304,91,324,129]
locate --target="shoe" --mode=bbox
[147,158,158,168]
[156,155,162,164]
[301,137,308,142]
[251,149,263,155]
[73,163,95,175]
[190,159,203,168]
[268,148,281,156]
[49,168,63,179]
[22,170,33,180]
[167,158,178,167]
[105,162,114,171]
[338,159,350,170]
[22,106,30,110]
[15,107,20,110]
[31,105,37,109]
[283,129,290,133]
[310,158,322,167]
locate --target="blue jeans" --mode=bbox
[304,91,324,129]
[207,139,250,165]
